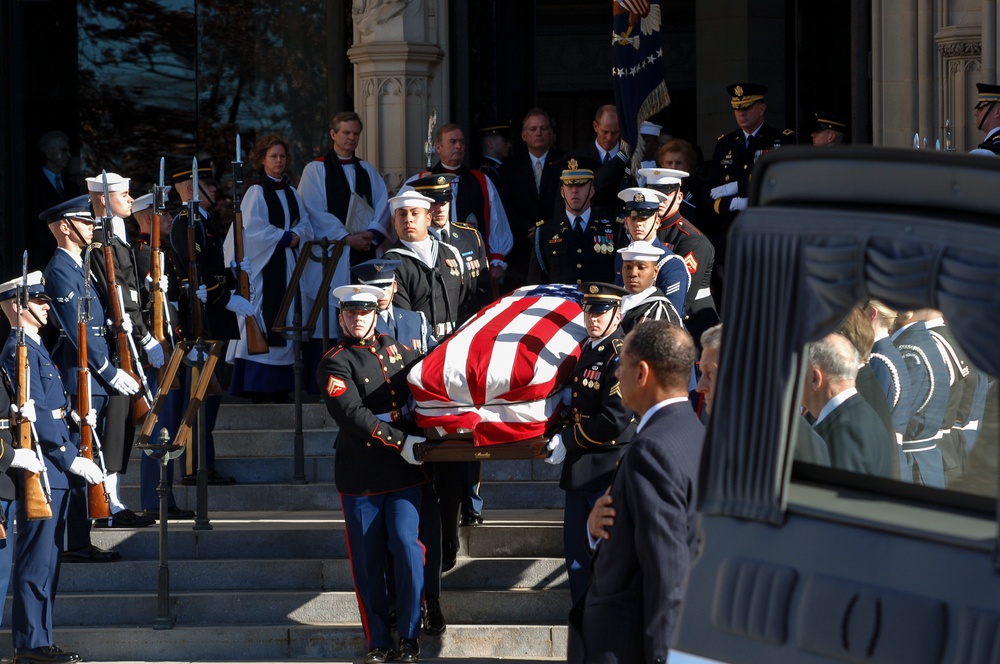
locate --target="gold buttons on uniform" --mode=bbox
[364,378,369,383]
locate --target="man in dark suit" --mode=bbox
[477,122,511,184]
[803,333,895,478]
[972,82,1000,155]
[498,108,565,288]
[25,131,80,271]
[568,321,704,663]
[568,104,628,213]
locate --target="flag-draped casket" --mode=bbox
[407,285,588,446]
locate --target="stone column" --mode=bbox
[936,25,982,151]
[347,0,448,193]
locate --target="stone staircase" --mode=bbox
[1,401,570,662]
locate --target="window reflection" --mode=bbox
[797,303,996,500]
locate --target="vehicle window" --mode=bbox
[794,302,996,505]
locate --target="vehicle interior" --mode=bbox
[675,147,1000,663]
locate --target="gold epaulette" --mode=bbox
[535,219,546,227]
[782,128,795,136]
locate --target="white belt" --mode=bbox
[51,408,66,419]
[432,323,454,339]
[694,287,712,300]
[955,420,980,432]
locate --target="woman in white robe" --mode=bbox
[224,133,313,401]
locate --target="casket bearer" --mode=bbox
[317,284,427,664]
[545,282,636,604]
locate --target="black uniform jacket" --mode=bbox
[559,329,636,492]
[318,333,427,496]
[529,210,618,286]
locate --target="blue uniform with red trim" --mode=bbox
[318,332,427,651]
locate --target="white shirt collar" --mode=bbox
[401,237,436,268]
[813,387,858,426]
[636,396,689,433]
[621,287,657,315]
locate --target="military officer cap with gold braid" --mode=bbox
[727,83,768,109]
[975,83,1000,108]
[559,158,597,185]
[579,282,628,313]
[410,173,457,203]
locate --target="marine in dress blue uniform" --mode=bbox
[1,271,106,663]
[528,159,619,287]
[545,283,635,604]
[318,285,427,664]
[641,167,720,342]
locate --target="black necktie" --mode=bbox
[574,216,585,236]
[602,152,611,165]
[54,173,65,197]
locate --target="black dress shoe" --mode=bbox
[363,647,396,664]
[141,507,196,520]
[421,596,446,635]
[59,544,121,563]
[398,637,420,662]
[14,644,81,663]
[94,508,155,528]
[460,511,483,527]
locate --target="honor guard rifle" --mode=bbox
[150,158,173,358]
[184,158,222,396]
[100,171,153,422]
[14,252,52,520]
[79,246,112,519]
[232,135,270,355]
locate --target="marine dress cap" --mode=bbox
[333,284,384,311]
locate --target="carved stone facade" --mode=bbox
[873,0,998,151]
[347,0,447,192]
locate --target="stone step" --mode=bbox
[58,557,568,593]
[87,510,564,561]
[9,588,570,627]
[132,451,563,484]
[0,624,567,661]
[210,429,334,457]
[214,402,334,431]
[119,480,565,512]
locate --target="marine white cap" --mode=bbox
[388,191,435,212]
[617,187,668,207]
[85,172,130,193]
[618,240,665,262]
[638,167,688,187]
[333,284,385,310]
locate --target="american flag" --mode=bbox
[407,285,587,446]
[612,0,670,173]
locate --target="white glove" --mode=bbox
[195,284,208,303]
[109,369,140,396]
[70,408,98,429]
[544,433,566,465]
[143,337,165,368]
[117,314,134,334]
[68,457,105,485]
[240,255,252,276]
[729,197,748,212]
[145,269,168,294]
[10,449,44,474]
[710,182,738,199]
[400,435,425,466]
[186,346,205,363]
[225,294,255,318]
[11,399,36,423]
